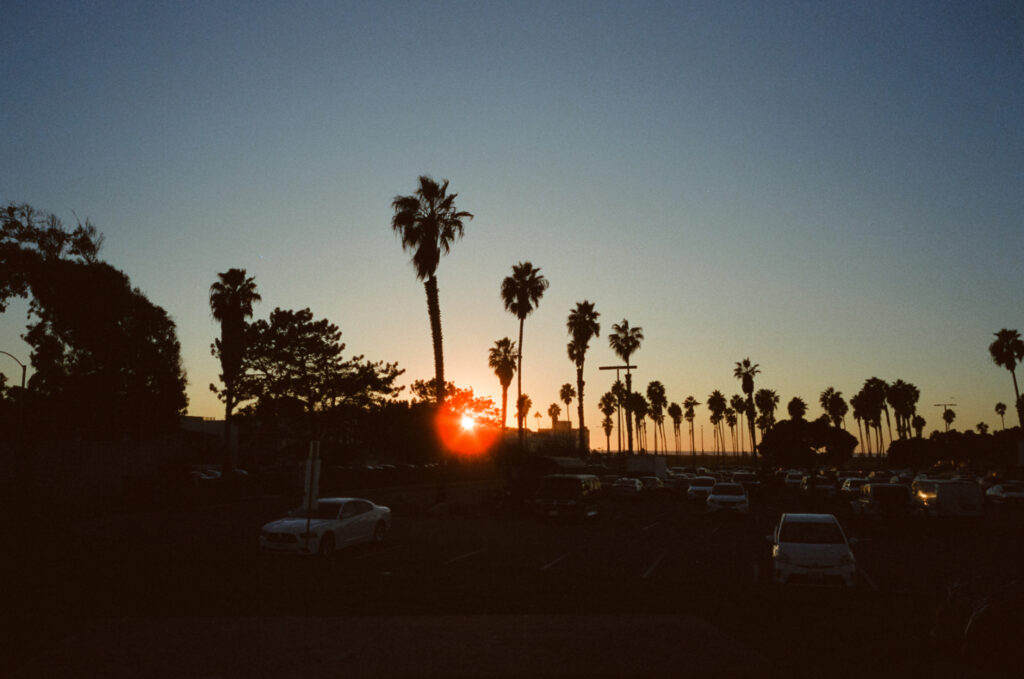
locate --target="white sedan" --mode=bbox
[706,482,749,513]
[259,497,390,556]
[767,513,858,587]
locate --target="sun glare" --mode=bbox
[460,413,476,431]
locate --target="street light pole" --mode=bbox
[0,351,26,391]
[0,350,27,449]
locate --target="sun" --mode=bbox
[460,413,476,431]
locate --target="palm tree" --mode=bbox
[820,388,848,429]
[646,381,668,454]
[863,377,892,450]
[516,394,532,432]
[566,301,600,453]
[989,329,1024,427]
[683,396,700,454]
[611,380,628,452]
[547,403,561,429]
[754,388,779,434]
[787,397,807,420]
[601,415,614,452]
[598,391,617,452]
[668,402,683,454]
[627,392,650,452]
[501,262,549,444]
[886,379,920,440]
[729,394,747,452]
[995,402,1007,430]
[942,408,956,432]
[850,391,868,454]
[608,319,643,453]
[391,176,473,405]
[976,422,989,435]
[559,383,576,427]
[707,390,728,454]
[209,268,261,472]
[912,414,926,438]
[534,411,543,430]
[488,338,517,429]
[725,408,738,454]
[733,358,760,462]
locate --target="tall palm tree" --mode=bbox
[707,390,728,454]
[863,377,892,450]
[820,387,848,429]
[628,392,649,452]
[559,383,576,427]
[683,396,700,454]
[391,176,473,405]
[887,379,920,440]
[209,268,260,472]
[547,403,561,429]
[995,402,1007,430]
[754,388,779,434]
[850,391,868,454]
[611,380,628,452]
[488,337,517,429]
[516,393,532,433]
[608,319,643,453]
[601,415,614,452]
[646,380,668,454]
[566,301,600,453]
[734,358,760,462]
[598,391,617,452]
[501,262,549,444]
[912,414,926,438]
[989,329,1024,427]
[729,394,747,452]
[668,402,683,454]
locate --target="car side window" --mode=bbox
[340,502,359,519]
[350,500,371,515]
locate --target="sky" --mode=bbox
[2,0,1022,451]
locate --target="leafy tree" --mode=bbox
[989,329,1024,427]
[488,338,516,429]
[759,416,858,469]
[391,176,473,405]
[608,319,643,453]
[733,358,760,461]
[209,268,260,471]
[501,262,549,444]
[566,300,599,452]
[224,307,403,439]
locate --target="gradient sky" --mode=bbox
[3,0,1022,450]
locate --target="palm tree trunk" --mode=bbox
[624,372,634,453]
[223,380,235,474]
[746,395,757,464]
[516,318,525,446]
[1011,368,1023,428]
[500,385,508,430]
[576,366,586,456]
[424,276,445,405]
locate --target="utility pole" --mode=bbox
[934,400,957,432]
[600,364,636,454]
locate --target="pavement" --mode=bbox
[12,614,772,678]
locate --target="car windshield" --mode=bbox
[289,501,342,519]
[779,520,845,544]
[713,484,743,495]
[692,478,714,487]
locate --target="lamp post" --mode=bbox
[0,351,27,448]
[0,351,26,391]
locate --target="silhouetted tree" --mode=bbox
[734,358,760,461]
[488,338,516,429]
[608,319,643,453]
[501,262,549,445]
[887,379,920,440]
[912,414,926,439]
[683,396,700,454]
[754,388,779,434]
[942,408,956,432]
[707,390,728,454]
[559,383,576,427]
[598,391,616,452]
[787,396,807,421]
[646,380,668,453]
[547,402,560,429]
[729,393,747,452]
[209,268,260,471]
[995,402,1007,430]
[566,300,599,453]
[391,176,473,406]
[989,329,1024,427]
[668,402,683,453]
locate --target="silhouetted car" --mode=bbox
[706,483,749,514]
[610,477,644,499]
[767,513,857,587]
[839,478,869,501]
[687,476,716,502]
[534,474,602,520]
[986,482,1024,507]
[914,480,984,518]
[801,476,837,500]
[850,483,913,519]
[259,497,390,556]
[639,476,667,496]
[731,471,761,496]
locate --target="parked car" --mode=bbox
[850,483,914,519]
[610,477,644,499]
[915,480,984,518]
[783,471,805,491]
[639,475,667,496]
[259,497,390,556]
[599,474,621,492]
[767,513,858,587]
[731,471,761,496]
[839,477,869,501]
[986,482,1024,507]
[706,483,750,514]
[687,476,716,502]
[534,474,602,520]
[801,476,838,500]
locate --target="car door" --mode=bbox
[350,500,376,541]
[337,501,362,544]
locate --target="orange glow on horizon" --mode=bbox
[436,392,501,457]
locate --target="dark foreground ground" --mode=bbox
[6,478,1023,678]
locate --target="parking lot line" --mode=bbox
[641,553,665,579]
[443,549,485,565]
[540,553,569,571]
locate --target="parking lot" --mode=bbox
[8,478,1024,677]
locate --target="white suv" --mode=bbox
[767,513,857,587]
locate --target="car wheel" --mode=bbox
[318,533,335,556]
[373,521,387,543]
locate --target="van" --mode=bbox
[915,480,984,518]
[533,474,602,520]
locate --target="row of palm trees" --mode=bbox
[389,176,1024,459]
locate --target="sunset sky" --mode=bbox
[3,1,1022,450]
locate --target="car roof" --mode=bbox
[317,497,366,504]
[780,513,839,524]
